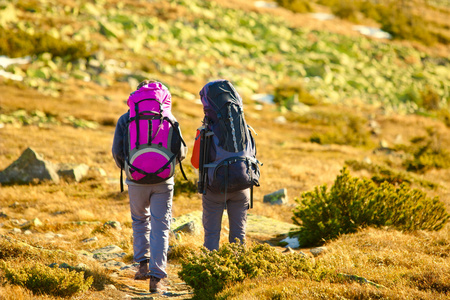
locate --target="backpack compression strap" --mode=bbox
[127,118,188,181]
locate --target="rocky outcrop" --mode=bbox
[0,147,60,184]
[0,147,102,185]
[263,188,288,205]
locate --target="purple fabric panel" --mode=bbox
[151,119,170,147]
[128,82,173,119]
[131,152,172,181]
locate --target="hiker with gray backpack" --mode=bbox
[191,79,261,251]
[112,80,187,293]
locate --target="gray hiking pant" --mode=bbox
[128,183,173,279]
[202,188,250,251]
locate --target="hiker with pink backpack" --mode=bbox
[112,80,187,293]
[191,79,261,251]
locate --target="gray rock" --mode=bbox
[263,188,288,205]
[74,263,89,272]
[274,116,287,124]
[59,263,72,269]
[9,202,20,208]
[21,218,43,227]
[0,147,60,184]
[10,228,21,234]
[92,245,123,254]
[363,156,372,164]
[82,237,99,243]
[93,252,127,262]
[379,140,389,149]
[44,232,55,239]
[11,219,27,226]
[368,120,381,135]
[103,220,122,230]
[91,166,107,176]
[120,263,139,271]
[298,251,308,258]
[174,221,198,235]
[283,247,296,254]
[310,246,327,257]
[57,163,89,182]
[105,284,117,290]
[394,134,403,145]
[102,260,126,269]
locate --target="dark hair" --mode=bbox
[137,79,158,90]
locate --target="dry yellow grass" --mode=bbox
[2,76,449,298]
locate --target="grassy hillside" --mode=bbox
[0,0,449,299]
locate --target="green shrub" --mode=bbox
[274,0,313,14]
[314,0,448,45]
[399,128,450,172]
[419,85,441,111]
[0,27,92,60]
[274,82,318,109]
[437,108,450,127]
[290,168,449,247]
[310,114,371,147]
[345,159,438,189]
[332,1,361,23]
[1,262,93,297]
[178,242,319,299]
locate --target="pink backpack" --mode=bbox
[122,82,186,188]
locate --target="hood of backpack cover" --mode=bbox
[127,82,173,118]
[199,79,243,121]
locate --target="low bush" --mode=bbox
[1,262,93,297]
[290,168,449,247]
[419,85,441,111]
[178,242,321,299]
[310,114,371,147]
[312,0,449,45]
[273,82,319,109]
[398,128,450,172]
[437,108,450,127]
[274,0,313,14]
[0,27,92,60]
[345,159,438,189]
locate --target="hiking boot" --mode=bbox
[149,276,167,293]
[134,260,150,280]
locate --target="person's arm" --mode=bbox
[176,123,188,163]
[112,113,128,169]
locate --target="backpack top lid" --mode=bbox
[200,79,249,153]
[127,81,173,119]
[199,79,243,123]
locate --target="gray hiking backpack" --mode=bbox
[197,79,261,207]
